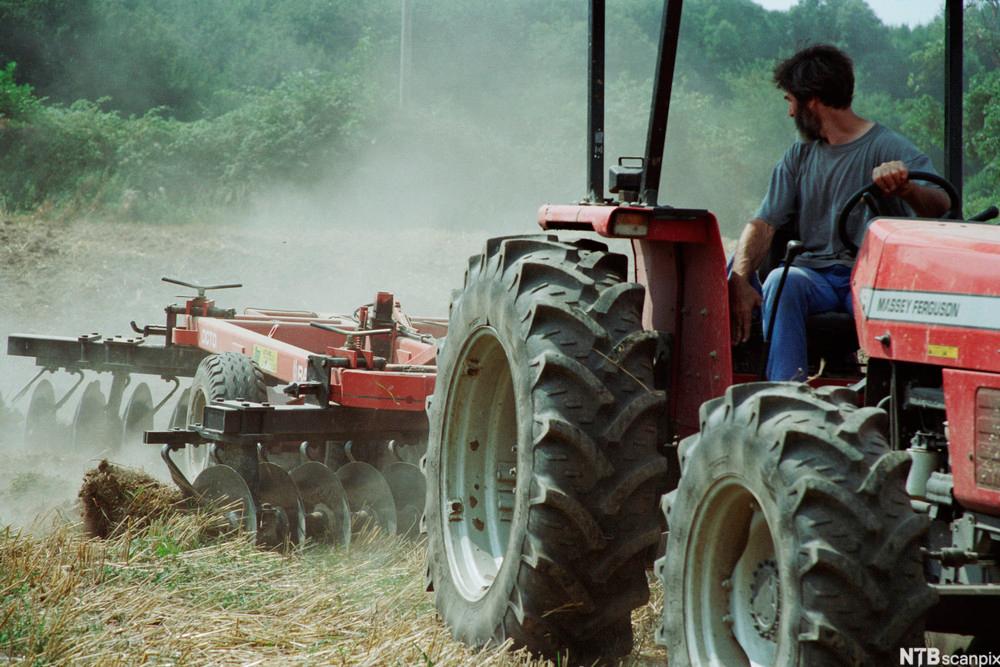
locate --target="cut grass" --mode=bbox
[0,508,667,665]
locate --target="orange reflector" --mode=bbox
[611,211,650,237]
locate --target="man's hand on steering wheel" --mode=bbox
[837,169,962,255]
[872,160,914,198]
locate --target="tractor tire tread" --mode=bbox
[428,236,668,664]
[662,382,935,667]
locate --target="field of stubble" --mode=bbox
[0,211,663,666]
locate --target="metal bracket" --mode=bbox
[159,444,197,498]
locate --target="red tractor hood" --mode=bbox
[853,218,1000,372]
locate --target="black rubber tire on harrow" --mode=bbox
[658,382,937,666]
[424,235,669,665]
[188,352,267,489]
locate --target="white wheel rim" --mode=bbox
[184,388,210,479]
[730,508,779,665]
[683,476,783,666]
[441,327,519,602]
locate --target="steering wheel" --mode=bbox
[836,170,962,255]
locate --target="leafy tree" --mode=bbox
[0,0,995,221]
[0,62,40,122]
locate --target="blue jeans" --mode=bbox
[761,264,853,381]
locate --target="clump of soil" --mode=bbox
[79,460,184,538]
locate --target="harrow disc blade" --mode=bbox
[192,464,256,535]
[72,380,110,456]
[382,461,426,538]
[24,379,59,449]
[290,461,351,547]
[121,382,154,447]
[336,461,397,536]
[168,387,190,428]
[258,461,306,548]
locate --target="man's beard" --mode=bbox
[795,105,823,142]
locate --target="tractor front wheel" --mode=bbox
[658,383,937,666]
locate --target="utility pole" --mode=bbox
[399,0,412,107]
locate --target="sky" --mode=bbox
[752,0,943,27]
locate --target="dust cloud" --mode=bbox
[1,2,767,530]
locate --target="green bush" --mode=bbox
[115,69,369,213]
[0,62,40,122]
[0,98,125,208]
[0,68,370,216]
[0,1,997,223]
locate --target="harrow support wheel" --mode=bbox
[658,383,936,666]
[425,235,668,664]
[185,352,266,485]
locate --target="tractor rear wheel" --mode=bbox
[658,383,937,666]
[186,352,267,486]
[425,235,668,664]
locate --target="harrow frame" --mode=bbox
[6,278,443,545]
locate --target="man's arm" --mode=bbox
[729,218,776,343]
[873,161,952,218]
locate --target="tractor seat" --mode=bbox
[805,310,859,374]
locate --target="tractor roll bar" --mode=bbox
[587,0,605,202]
[640,0,683,206]
[945,0,962,202]
[588,0,964,207]
[586,0,682,207]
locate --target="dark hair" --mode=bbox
[773,44,854,109]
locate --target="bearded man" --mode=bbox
[728,44,951,380]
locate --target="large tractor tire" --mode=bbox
[658,382,936,666]
[186,352,267,487]
[425,235,669,664]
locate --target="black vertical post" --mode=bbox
[944,0,963,203]
[587,0,605,203]
[641,0,683,206]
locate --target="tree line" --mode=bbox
[0,0,996,230]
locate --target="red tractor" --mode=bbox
[421,1,1000,665]
[6,0,997,664]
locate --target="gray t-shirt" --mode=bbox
[755,123,938,268]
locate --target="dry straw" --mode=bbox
[1,462,665,666]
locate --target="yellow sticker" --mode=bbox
[927,344,959,360]
[252,345,279,374]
